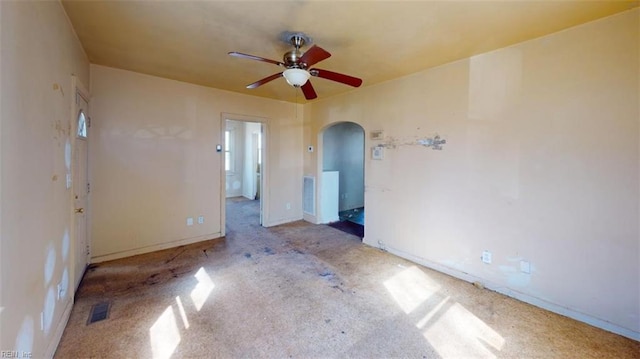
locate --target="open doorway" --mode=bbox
[321,122,365,239]
[224,119,264,229]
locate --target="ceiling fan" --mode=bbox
[228,32,362,100]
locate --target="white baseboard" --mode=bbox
[91,233,222,263]
[45,297,73,358]
[263,216,303,227]
[302,213,320,224]
[366,241,640,342]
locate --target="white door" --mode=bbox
[73,91,90,290]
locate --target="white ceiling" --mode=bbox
[62,1,638,103]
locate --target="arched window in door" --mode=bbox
[77,110,87,138]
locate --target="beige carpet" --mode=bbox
[55,197,639,358]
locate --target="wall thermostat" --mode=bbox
[372,146,384,160]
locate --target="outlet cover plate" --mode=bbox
[481,250,492,264]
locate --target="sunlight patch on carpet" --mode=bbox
[384,265,441,314]
[149,306,181,359]
[176,296,190,329]
[423,302,505,358]
[190,267,215,311]
[415,296,450,329]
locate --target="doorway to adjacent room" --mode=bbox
[223,118,264,230]
[321,122,365,238]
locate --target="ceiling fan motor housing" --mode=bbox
[284,49,304,68]
[283,34,309,68]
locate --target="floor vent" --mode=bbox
[87,301,111,325]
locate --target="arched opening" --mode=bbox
[321,122,365,239]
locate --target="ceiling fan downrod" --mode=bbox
[283,33,310,68]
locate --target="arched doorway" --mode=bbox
[321,122,365,238]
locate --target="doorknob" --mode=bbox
[75,208,84,214]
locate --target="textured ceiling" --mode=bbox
[62,1,638,103]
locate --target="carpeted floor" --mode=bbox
[55,198,639,358]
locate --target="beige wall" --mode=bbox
[0,2,637,357]
[305,9,639,339]
[89,65,303,261]
[0,1,90,357]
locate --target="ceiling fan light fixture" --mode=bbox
[283,68,310,87]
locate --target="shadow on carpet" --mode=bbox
[328,220,364,239]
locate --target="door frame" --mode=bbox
[70,75,91,291]
[220,112,269,236]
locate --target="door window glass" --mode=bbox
[77,111,87,138]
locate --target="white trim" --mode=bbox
[72,74,90,101]
[90,233,221,263]
[302,213,320,224]
[367,241,640,341]
[44,297,73,358]
[263,216,303,228]
[220,113,269,233]
[315,121,366,226]
[70,75,91,293]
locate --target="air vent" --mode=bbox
[87,301,111,325]
[303,176,315,215]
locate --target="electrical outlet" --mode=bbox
[520,260,531,274]
[481,250,492,264]
[197,216,204,224]
[378,240,386,251]
[186,217,194,226]
[286,203,291,210]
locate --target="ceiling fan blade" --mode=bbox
[310,68,362,87]
[300,45,331,67]
[228,52,284,67]
[301,81,317,100]
[247,73,283,89]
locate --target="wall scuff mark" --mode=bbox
[381,134,447,150]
